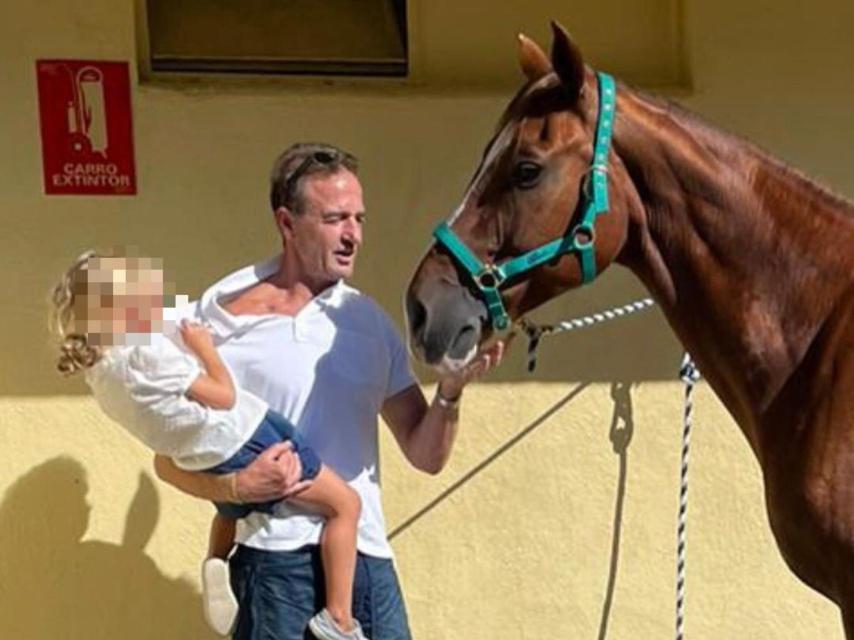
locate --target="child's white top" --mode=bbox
[85,333,268,471]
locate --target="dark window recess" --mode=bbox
[146,0,408,76]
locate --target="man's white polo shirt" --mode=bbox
[192,255,416,559]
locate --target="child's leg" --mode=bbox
[208,513,236,559]
[202,513,239,636]
[290,465,361,632]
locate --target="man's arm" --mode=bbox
[381,339,507,475]
[154,442,311,503]
[154,455,239,502]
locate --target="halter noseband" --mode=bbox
[432,72,617,331]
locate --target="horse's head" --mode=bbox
[406,23,635,371]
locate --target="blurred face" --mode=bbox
[75,257,165,344]
[279,169,366,288]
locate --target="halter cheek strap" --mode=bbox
[433,72,617,331]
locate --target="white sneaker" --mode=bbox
[308,608,369,640]
[201,557,238,636]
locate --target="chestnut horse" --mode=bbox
[406,23,854,634]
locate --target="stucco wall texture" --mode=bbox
[1,1,852,638]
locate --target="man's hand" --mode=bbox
[380,335,513,475]
[234,442,312,503]
[180,319,214,354]
[437,335,513,401]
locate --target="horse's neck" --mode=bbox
[612,89,852,440]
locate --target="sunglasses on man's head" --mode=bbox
[283,150,341,202]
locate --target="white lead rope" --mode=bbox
[519,301,700,640]
[676,352,700,640]
[520,297,656,372]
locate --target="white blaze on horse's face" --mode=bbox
[447,74,554,228]
[447,121,519,227]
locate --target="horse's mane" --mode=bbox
[628,84,854,218]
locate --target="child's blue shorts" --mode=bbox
[206,409,321,519]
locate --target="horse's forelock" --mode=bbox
[497,74,563,133]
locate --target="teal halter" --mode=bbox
[432,72,617,331]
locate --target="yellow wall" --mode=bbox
[2,1,852,638]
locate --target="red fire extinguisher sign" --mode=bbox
[36,60,137,196]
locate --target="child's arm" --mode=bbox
[179,321,236,410]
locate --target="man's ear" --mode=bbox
[274,206,295,240]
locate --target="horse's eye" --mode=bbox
[512,161,543,189]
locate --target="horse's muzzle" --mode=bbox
[405,282,487,367]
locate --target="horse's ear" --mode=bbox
[517,33,552,81]
[550,21,585,102]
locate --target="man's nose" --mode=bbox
[343,220,361,243]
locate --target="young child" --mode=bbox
[51,251,368,640]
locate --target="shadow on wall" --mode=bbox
[389,381,590,540]
[597,380,635,640]
[389,380,636,569]
[0,457,214,639]
[386,379,639,638]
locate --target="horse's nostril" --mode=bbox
[453,324,475,351]
[406,293,427,337]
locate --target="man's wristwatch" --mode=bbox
[435,387,462,409]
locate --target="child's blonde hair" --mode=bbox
[50,250,104,376]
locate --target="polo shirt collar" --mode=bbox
[199,254,346,337]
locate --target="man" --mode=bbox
[155,143,505,640]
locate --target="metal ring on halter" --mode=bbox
[476,267,503,290]
[572,224,596,250]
